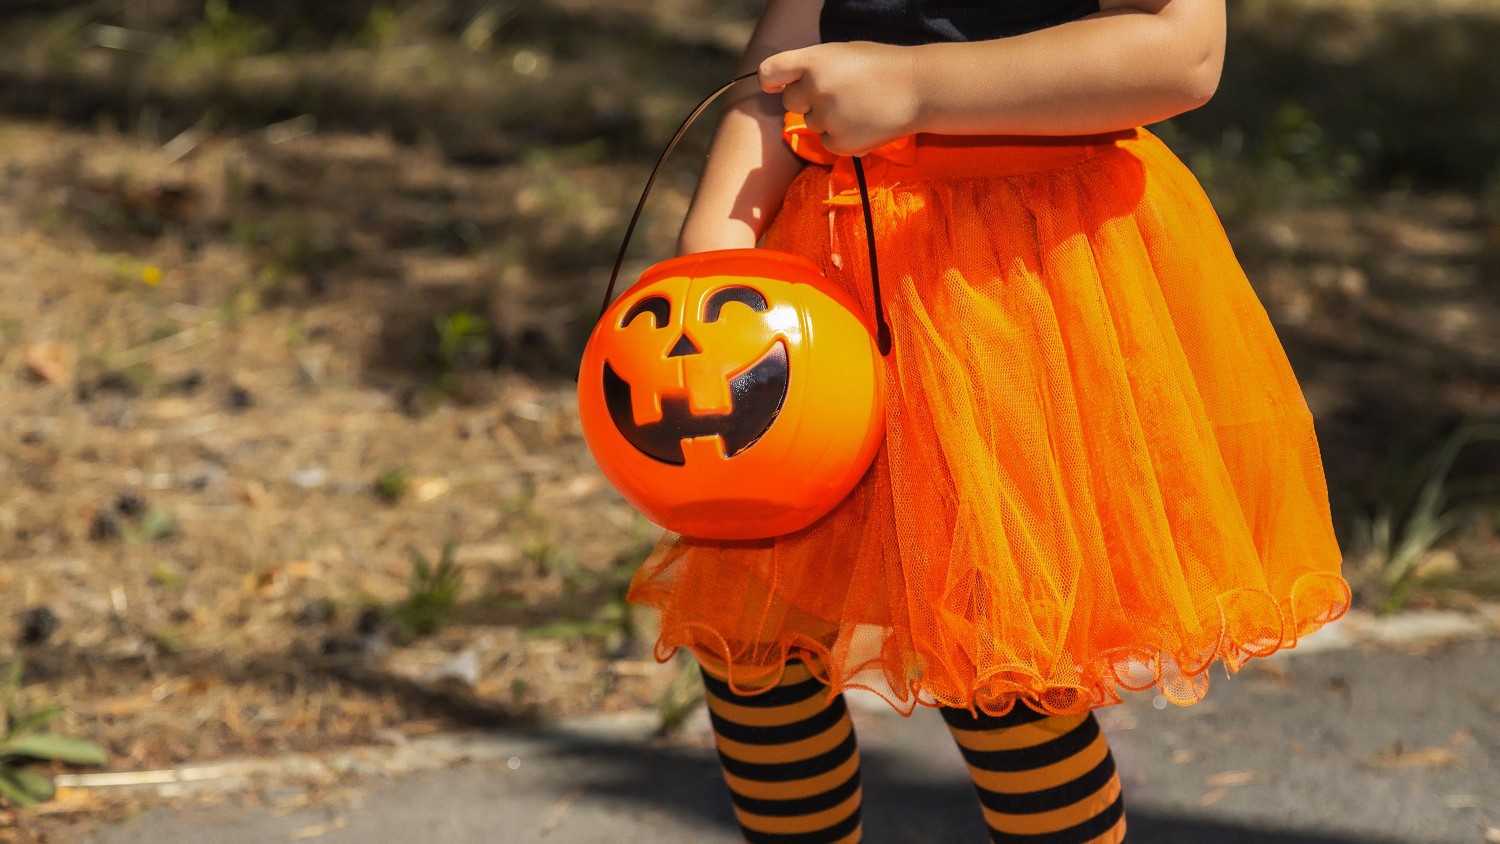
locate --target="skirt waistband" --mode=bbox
[782,112,1139,189]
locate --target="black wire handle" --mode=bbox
[600,72,893,357]
[851,156,892,355]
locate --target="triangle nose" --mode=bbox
[666,333,700,358]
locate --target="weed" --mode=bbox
[523,533,566,576]
[435,310,491,373]
[358,5,401,49]
[173,0,272,71]
[1352,422,1500,614]
[151,626,194,655]
[1163,103,1366,221]
[0,661,108,808]
[130,508,179,543]
[99,255,163,292]
[521,617,617,640]
[374,468,412,503]
[391,540,465,642]
[151,560,184,590]
[656,656,705,736]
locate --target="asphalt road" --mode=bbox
[88,635,1500,843]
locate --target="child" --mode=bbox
[625,1,1352,841]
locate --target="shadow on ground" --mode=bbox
[543,739,1415,844]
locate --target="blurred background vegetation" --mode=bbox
[0,0,1496,831]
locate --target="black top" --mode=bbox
[821,0,1101,45]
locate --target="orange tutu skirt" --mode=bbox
[625,115,1351,717]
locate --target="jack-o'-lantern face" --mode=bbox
[577,248,885,540]
[602,281,794,465]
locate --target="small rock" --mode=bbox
[226,384,254,411]
[88,511,121,542]
[431,648,481,688]
[115,490,147,517]
[92,370,143,397]
[170,370,205,394]
[18,606,60,646]
[356,606,388,638]
[179,462,227,491]
[293,600,333,628]
[1266,221,1299,252]
[1336,267,1367,299]
[290,467,328,489]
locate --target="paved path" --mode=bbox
[87,633,1500,843]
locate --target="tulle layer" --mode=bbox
[625,125,1351,716]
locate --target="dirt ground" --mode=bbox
[0,0,1498,839]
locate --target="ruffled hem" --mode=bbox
[641,570,1351,717]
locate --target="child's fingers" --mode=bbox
[779,79,815,117]
[757,47,811,93]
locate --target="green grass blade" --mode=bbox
[6,706,64,739]
[1,733,109,766]
[0,768,42,808]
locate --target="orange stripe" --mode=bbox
[966,732,1110,793]
[980,772,1121,835]
[715,716,852,765]
[947,711,1091,752]
[706,688,834,727]
[830,824,862,844]
[721,750,861,801]
[1084,813,1127,844]
[734,786,862,836]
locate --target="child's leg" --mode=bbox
[700,658,863,843]
[940,705,1125,843]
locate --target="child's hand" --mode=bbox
[759,42,922,157]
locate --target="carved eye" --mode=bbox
[621,295,671,329]
[703,286,769,323]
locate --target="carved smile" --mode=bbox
[602,342,790,465]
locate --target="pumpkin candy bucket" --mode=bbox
[578,249,884,539]
[577,74,890,540]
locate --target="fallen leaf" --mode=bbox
[290,816,347,840]
[1169,749,1197,765]
[1207,770,1265,787]
[1485,826,1500,843]
[1199,788,1226,807]
[1362,746,1460,770]
[21,342,77,386]
[410,477,451,503]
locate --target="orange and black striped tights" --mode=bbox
[701,660,1126,844]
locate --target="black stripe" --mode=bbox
[718,728,859,782]
[957,715,1101,773]
[729,767,862,818]
[972,751,1117,816]
[708,694,849,746]
[987,790,1124,843]
[941,704,1053,730]
[701,668,829,708]
[741,801,862,844]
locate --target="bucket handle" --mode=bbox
[600,72,892,356]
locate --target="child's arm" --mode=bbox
[676,0,823,255]
[760,0,1226,156]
